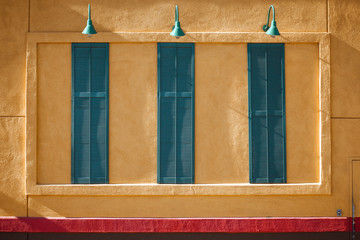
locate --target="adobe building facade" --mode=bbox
[0,0,360,239]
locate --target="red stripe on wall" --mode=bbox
[0,217,352,233]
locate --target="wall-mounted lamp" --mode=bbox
[82,4,97,37]
[262,5,280,37]
[170,5,185,38]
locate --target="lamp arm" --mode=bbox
[175,5,179,22]
[88,4,91,20]
[266,5,275,27]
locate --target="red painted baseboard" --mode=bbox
[0,217,352,233]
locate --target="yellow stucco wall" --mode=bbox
[28,192,346,218]
[330,0,360,117]
[0,0,27,116]
[195,44,249,183]
[0,118,26,216]
[285,44,319,183]
[108,43,157,183]
[2,0,360,218]
[29,0,327,33]
[37,44,72,184]
[0,0,28,217]
[36,42,319,185]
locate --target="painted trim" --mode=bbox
[0,217,351,233]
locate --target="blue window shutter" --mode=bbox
[72,43,109,184]
[158,43,195,184]
[248,44,286,183]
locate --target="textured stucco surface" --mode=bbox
[330,0,360,117]
[36,43,319,185]
[195,43,249,183]
[109,43,157,183]
[329,0,360,219]
[28,193,346,217]
[331,119,360,217]
[2,0,360,219]
[0,0,27,116]
[0,0,28,217]
[0,118,26,216]
[285,44,319,183]
[37,44,72,184]
[29,0,327,33]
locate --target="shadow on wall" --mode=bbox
[194,44,249,183]
[30,0,176,32]
[29,0,327,32]
[0,192,26,216]
[330,35,360,118]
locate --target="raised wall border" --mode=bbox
[26,32,330,196]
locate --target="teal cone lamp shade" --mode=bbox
[170,5,185,38]
[266,20,280,36]
[82,4,97,37]
[262,5,280,37]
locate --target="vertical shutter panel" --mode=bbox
[252,116,269,183]
[267,46,286,183]
[159,45,176,183]
[176,97,193,183]
[73,45,91,183]
[72,43,109,184]
[74,97,91,183]
[158,43,194,184]
[90,97,107,183]
[90,46,108,184]
[250,46,268,183]
[176,46,193,184]
[248,44,286,183]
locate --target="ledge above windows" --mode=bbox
[26,182,329,196]
[26,32,329,44]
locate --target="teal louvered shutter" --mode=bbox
[248,43,286,183]
[72,43,109,184]
[157,43,195,184]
